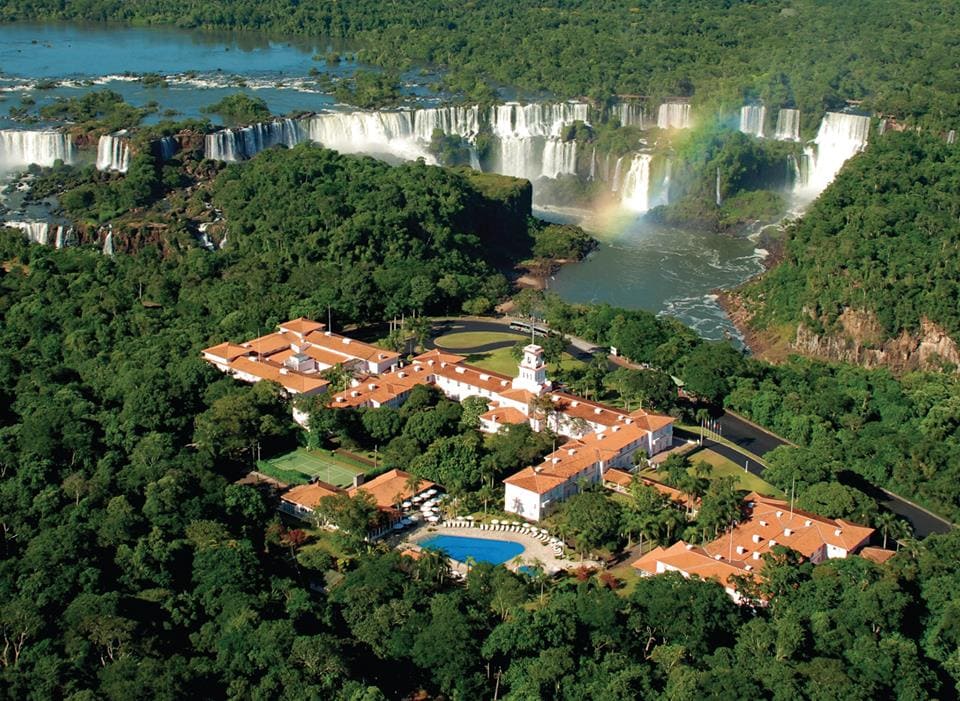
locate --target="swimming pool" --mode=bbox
[419,535,524,566]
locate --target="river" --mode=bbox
[0,22,768,340]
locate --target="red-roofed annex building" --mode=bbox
[632,492,876,604]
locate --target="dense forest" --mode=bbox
[3,2,960,691]
[2,1,960,129]
[1,223,960,697]
[738,130,960,342]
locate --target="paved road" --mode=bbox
[711,413,953,537]
[718,412,788,457]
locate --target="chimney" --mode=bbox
[768,539,777,547]
[685,543,695,550]
[776,510,783,518]
[784,528,792,537]
[759,520,768,527]
[752,551,762,560]
[736,545,746,555]
[805,519,812,527]
[352,473,365,489]
[834,528,842,536]
[713,554,723,561]
[744,564,753,571]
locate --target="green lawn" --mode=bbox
[433,330,524,350]
[257,448,365,487]
[687,448,784,497]
[465,345,588,377]
[465,346,521,375]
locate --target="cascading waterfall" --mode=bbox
[5,220,74,248]
[588,147,597,180]
[716,167,722,206]
[774,108,801,141]
[540,139,578,179]
[204,118,303,161]
[154,135,180,161]
[657,103,691,130]
[948,130,956,145]
[302,111,432,162]
[739,105,766,138]
[795,112,870,199]
[619,154,653,212]
[0,130,74,169]
[102,230,114,256]
[96,132,131,172]
[488,102,590,139]
[610,157,625,191]
[614,103,645,128]
[412,106,480,141]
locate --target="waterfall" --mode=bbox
[794,112,870,199]
[494,137,537,179]
[5,220,73,247]
[610,157,625,191]
[102,231,114,256]
[614,103,645,128]
[540,139,578,179]
[657,103,691,130]
[96,133,131,173]
[202,102,591,182]
[301,111,432,162]
[412,106,480,141]
[204,118,303,161]
[619,154,653,212]
[488,102,590,139]
[716,167,722,206]
[588,147,596,180]
[774,108,801,141]
[0,130,74,169]
[947,130,956,145]
[154,135,180,161]
[739,105,766,138]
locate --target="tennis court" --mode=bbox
[258,449,365,487]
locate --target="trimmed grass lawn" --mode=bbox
[257,448,365,487]
[607,565,643,598]
[464,346,521,375]
[433,330,524,350]
[465,345,588,377]
[688,448,785,497]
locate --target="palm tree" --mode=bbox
[874,511,898,550]
[404,471,423,499]
[660,508,685,545]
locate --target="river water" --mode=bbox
[0,22,765,340]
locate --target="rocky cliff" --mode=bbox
[793,309,960,372]
[723,294,960,372]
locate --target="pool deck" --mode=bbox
[402,524,598,575]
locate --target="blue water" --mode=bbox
[420,535,525,565]
[0,23,441,127]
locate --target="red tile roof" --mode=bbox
[282,480,346,509]
[347,469,436,509]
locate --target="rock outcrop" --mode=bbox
[793,310,960,372]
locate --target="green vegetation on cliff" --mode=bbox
[742,131,960,340]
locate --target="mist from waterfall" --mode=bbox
[657,103,692,130]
